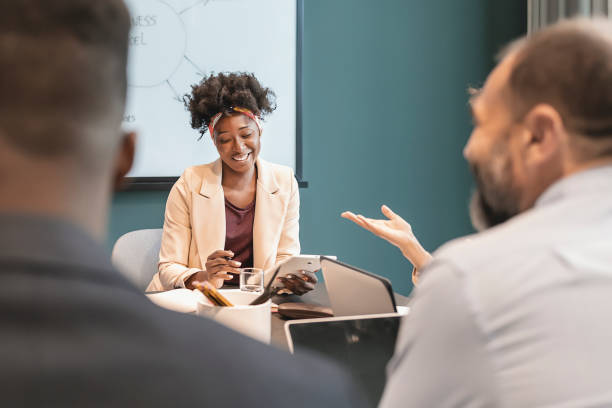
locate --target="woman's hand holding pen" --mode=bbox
[185,250,241,289]
[205,250,241,288]
[341,205,432,270]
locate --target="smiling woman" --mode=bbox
[146,73,316,295]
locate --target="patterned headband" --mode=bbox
[208,107,263,138]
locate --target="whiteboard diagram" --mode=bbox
[123,0,298,179]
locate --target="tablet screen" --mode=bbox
[288,316,400,406]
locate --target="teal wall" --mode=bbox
[108,0,526,295]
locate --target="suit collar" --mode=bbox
[198,157,279,197]
[255,158,280,195]
[252,159,284,269]
[199,159,223,198]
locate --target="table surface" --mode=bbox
[147,283,410,351]
[270,284,410,351]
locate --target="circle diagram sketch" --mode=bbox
[123,0,297,178]
[128,0,188,88]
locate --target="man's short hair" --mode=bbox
[0,0,130,156]
[504,18,612,160]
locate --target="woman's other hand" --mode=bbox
[341,205,432,270]
[278,271,318,296]
[185,250,241,289]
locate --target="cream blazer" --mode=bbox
[146,158,300,291]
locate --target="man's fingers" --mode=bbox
[357,215,380,233]
[354,217,371,230]
[381,205,396,220]
[341,211,357,220]
[341,211,365,227]
[360,217,396,243]
[343,211,373,228]
[346,211,398,243]
[344,211,390,234]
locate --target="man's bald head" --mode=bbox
[465,18,612,231]
[0,0,130,160]
[503,18,612,161]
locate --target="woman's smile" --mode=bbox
[232,151,252,161]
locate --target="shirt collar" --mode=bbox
[535,164,612,208]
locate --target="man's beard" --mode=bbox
[469,190,513,231]
[468,152,520,232]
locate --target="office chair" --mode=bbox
[111,229,163,291]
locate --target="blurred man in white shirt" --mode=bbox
[346,18,612,407]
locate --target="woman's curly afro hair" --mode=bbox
[184,72,276,139]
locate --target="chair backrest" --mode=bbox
[111,229,163,291]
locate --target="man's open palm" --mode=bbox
[341,205,416,252]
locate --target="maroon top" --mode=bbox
[224,197,256,285]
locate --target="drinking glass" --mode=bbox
[239,268,264,293]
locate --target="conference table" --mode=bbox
[147,282,411,351]
[264,283,409,350]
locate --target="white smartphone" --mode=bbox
[264,255,337,287]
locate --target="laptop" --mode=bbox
[285,314,401,406]
[321,257,396,317]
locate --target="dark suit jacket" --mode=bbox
[0,215,365,407]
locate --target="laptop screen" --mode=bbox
[288,316,401,406]
[321,257,396,317]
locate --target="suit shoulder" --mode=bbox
[174,162,218,191]
[258,159,296,193]
[260,159,294,178]
[180,162,214,181]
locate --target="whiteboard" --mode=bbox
[123,0,298,181]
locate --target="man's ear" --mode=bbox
[521,104,565,164]
[113,131,136,191]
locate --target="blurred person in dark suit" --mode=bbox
[0,1,365,407]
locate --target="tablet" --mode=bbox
[264,255,336,287]
[285,314,401,406]
[321,257,396,316]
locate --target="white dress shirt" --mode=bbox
[380,165,612,407]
